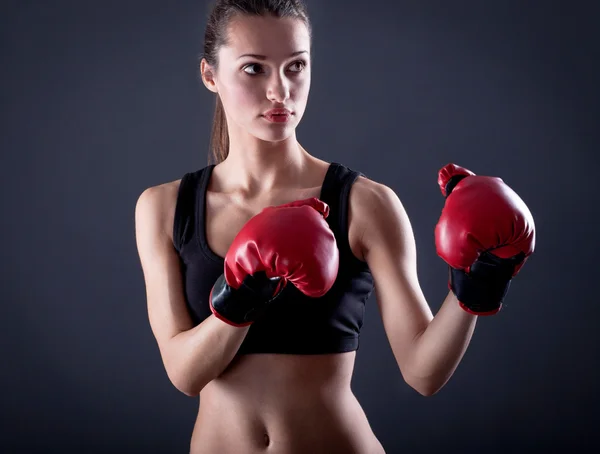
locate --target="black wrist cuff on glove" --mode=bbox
[210,271,283,326]
[450,251,525,315]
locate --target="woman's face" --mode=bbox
[203,15,311,143]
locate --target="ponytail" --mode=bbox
[209,95,229,165]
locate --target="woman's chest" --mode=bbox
[204,189,365,261]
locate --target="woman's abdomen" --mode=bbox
[189,353,385,454]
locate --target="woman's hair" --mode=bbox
[202,0,312,164]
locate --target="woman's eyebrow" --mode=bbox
[237,50,308,60]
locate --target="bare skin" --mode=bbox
[191,353,382,453]
[151,155,385,453]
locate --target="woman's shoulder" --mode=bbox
[139,163,212,207]
[139,178,183,206]
[135,178,183,241]
[350,170,415,258]
[339,165,397,212]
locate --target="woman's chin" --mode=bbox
[255,125,296,143]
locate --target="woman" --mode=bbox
[134,1,535,452]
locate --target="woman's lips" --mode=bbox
[262,109,292,123]
[263,113,291,123]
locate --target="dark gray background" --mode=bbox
[2,0,598,452]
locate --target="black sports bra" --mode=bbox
[173,162,375,355]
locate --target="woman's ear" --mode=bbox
[200,58,218,93]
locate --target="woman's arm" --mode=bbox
[353,178,477,397]
[135,186,249,397]
[406,291,477,396]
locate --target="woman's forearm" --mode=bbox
[165,315,250,396]
[407,290,478,396]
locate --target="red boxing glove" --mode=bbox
[210,197,340,326]
[435,164,536,315]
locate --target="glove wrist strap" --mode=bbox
[450,251,525,315]
[210,272,284,327]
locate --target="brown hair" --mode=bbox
[202,0,312,164]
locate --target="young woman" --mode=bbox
[134,1,535,452]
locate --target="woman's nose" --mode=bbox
[267,75,290,103]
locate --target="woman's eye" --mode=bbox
[288,60,306,72]
[243,63,263,75]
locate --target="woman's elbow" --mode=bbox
[166,365,206,397]
[406,376,445,397]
